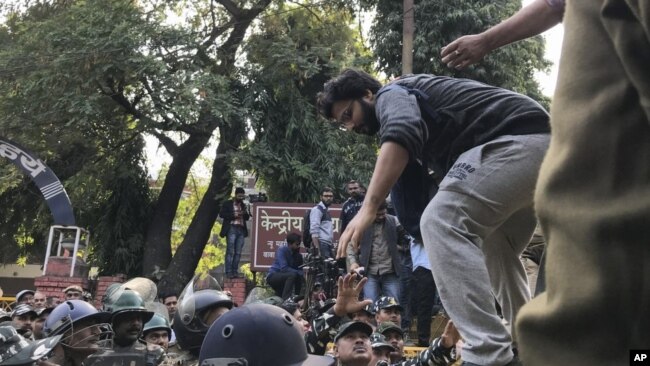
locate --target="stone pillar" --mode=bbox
[223,277,246,306]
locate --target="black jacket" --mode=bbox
[218,199,250,238]
[357,215,410,274]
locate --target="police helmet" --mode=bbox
[43,300,111,337]
[104,289,154,323]
[173,290,233,354]
[143,313,171,338]
[199,304,333,366]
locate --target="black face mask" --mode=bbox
[353,99,380,136]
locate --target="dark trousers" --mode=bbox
[399,252,413,330]
[411,266,437,346]
[267,272,303,300]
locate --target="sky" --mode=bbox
[524,0,564,96]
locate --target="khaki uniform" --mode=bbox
[516,1,650,365]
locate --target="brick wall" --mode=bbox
[94,275,127,309]
[34,276,89,304]
[223,277,246,306]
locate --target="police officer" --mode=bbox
[85,289,164,366]
[199,304,334,366]
[33,307,54,340]
[10,304,37,340]
[332,321,373,366]
[43,300,112,366]
[377,322,404,364]
[0,326,62,366]
[368,333,395,366]
[378,320,460,366]
[142,314,171,352]
[373,297,403,328]
[170,288,233,365]
[349,304,376,330]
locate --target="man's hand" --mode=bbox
[440,33,490,70]
[332,273,373,317]
[336,207,376,259]
[440,320,461,348]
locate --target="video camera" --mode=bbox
[299,255,346,321]
[248,192,268,203]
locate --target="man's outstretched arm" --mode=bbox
[441,0,564,69]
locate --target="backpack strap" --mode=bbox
[376,83,441,124]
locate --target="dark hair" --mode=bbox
[317,69,383,119]
[235,187,245,194]
[321,187,333,195]
[347,179,359,187]
[286,232,301,245]
[161,294,178,301]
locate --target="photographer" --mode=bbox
[266,232,305,300]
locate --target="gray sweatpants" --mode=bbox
[421,133,549,366]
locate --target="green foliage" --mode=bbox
[87,141,152,277]
[238,2,377,203]
[363,0,550,107]
[0,0,239,273]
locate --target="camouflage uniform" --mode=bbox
[83,343,166,366]
[0,326,61,365]
[160,348,197,366]
[392,337,456,366]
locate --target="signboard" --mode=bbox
[250,202,342,271]
[0,137,75,225]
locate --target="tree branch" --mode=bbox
[215,0,241,17]
[288,0,322,22]
[151,130,179,157]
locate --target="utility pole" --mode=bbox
[402,0,414,75]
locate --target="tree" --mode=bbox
[0,1,152,275]
[363,0,551,106]
[0,0,270,289]
[1,0,378,293]
[161,161,225,277]
[238,2,377,203]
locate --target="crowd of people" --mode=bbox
[0,272,464,366]
[266,181,446,349]
[2,0,648,365]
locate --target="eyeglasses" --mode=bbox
[333,100,355,130]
